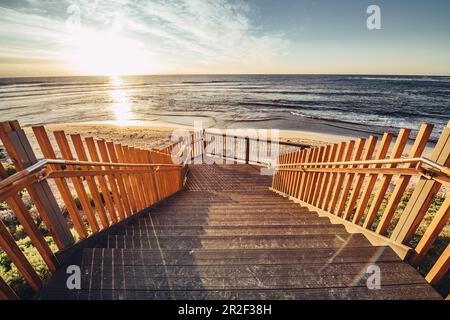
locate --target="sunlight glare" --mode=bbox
[109,76,135,125]
[64,29,154,76]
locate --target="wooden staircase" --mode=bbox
[36,165,442,300]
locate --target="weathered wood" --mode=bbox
[363,129,411,229]
[352,133,392,224]
[376,124,433,234]
[0,121,74,249]
[391,122,450,244]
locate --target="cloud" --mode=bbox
[0,0,290,75]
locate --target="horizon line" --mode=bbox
[1,72,450,79]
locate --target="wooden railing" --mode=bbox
[0,120,185,299]
[271,121,450,295]
[165,130,308,166]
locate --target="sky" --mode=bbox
[0,0,449,77]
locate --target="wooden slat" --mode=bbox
[136,148,155,204]
[343,136,378,220]
[280,152,291,194]
[307,146,324,204]
[411,195,450,265]
[312,145,330,206]
[336,139,366,216]
[286,151,301,196]
[300,148,315,201]
[120,145,145,210]
[304,148,319,202]
[146,149,160,203]
[363,129,411,229]
[322,142,346,211]
[276,153,286,193]
[0,276,18,300]
[108,142,138,213]
[376,124,434,234]
[352,133,393,224]
[317,144,337,209]
[0,163,58,272]
[130,146,151,206]
[98,140,132,217]
[391,121,450,244]
[276,153,286,192]
[329,140,355,214]
[0,220,42,292]
[64,133,110,228]
[150,151,165,200]
[283,151,295,196]
[85,137,119,223]
[33,126,91,237]
[292,149,306,200]
[425,243,449,285]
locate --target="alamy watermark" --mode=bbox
[169,121,279,176]
[367,5,381,30]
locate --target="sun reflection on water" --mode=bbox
[109,76,135,125]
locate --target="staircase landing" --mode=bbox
[37,164,441,300]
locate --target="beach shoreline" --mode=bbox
[0,119,436,162]
[18,121,345,158]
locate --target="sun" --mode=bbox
[63,29,155,76]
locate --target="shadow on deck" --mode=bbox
[36,164,442,300]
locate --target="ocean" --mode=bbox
[0,74,449,141]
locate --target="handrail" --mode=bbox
[204,130,309,149]
[0,158,182,191]
[275,156,450,175]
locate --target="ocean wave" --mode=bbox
[349,76,450,83]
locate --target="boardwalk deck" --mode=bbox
[36,164,442,300]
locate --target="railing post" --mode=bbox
[0,276,19,300]
[245,137,250,164]
[391,121,450,244]
[0,121,74,249]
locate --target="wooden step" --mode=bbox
[118,224,347,236]
[38,284,442,300]
[100,233,371,249]
[81,247,402,266]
